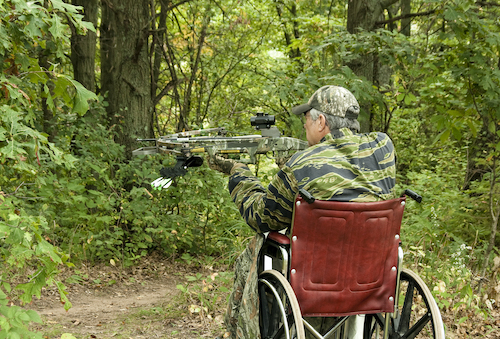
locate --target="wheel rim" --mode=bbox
[364,269,445,339]
[259,270,305,339]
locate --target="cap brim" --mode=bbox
[292,103,312,115]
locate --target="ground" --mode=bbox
[27,255,500,339]
[29,256,228,339]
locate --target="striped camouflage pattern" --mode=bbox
[223,128,396,338]
[228,128,396,233]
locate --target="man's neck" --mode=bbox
[330,128,353,139]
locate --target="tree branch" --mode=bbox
[375,10,436,26]
[164,0,192,12]
[153,78,187,106]
[379,0,400,12]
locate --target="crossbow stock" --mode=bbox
[133,113,308,190]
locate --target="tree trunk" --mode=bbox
[152,0,168,101]
[101,0,153,158]
[150,0,168,135]
[70,0,98,92]
[176,6,211,132]
[346,0,399,132]
[275,0,301,62]
[401,0,411,36]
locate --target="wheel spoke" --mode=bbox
[260,284,271,338]
[269,293,280,336]
[374,313,385,328]
[271,325,284,339]
[398,279,416,333]
[363,315,377,339]
[364,314,389,339]
[404,312,432,339]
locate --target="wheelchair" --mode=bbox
[257,190,445,339]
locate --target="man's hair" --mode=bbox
[309,108,360,132]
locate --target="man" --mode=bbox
[209,85,396,338]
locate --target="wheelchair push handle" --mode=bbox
[298,188,315,204]
[402,189,422,203]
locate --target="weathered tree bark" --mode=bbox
[101,0,153,158]
[70,0,98,92]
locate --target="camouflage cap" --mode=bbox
[292,86,360,119]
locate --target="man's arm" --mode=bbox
[228,165,298,234]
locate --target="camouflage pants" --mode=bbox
[224,234,264,339]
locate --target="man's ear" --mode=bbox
[318,114,328,132]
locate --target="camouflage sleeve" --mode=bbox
[228,164,298,233]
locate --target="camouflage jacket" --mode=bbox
[228,128,397,234]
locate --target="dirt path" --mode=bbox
[29,258,225,339]
[32,281,176,337]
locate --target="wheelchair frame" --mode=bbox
[257,193,445,339]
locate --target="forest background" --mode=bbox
[1,0,500,337]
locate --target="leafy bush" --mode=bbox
[10,98,251,266]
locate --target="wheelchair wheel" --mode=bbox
[259,270,305,339]
[364,268,445,339]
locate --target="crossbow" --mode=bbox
[133,113,308,190]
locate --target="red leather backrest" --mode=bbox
[289,197,405,317]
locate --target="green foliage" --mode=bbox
[382,4,500,304]
[1,0,96,115]
[0,1,97,336]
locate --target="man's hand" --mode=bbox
[207,154,243,175]
[275,154,292,169]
